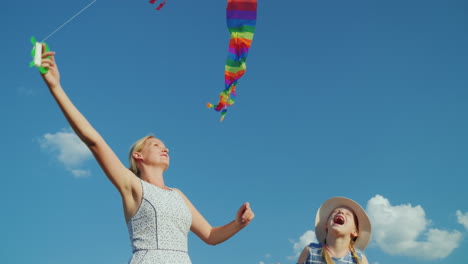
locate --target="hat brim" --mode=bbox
[315,197,371,250]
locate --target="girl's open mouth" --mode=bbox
[333,215,345,225]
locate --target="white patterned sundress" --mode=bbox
[127,180,193,264]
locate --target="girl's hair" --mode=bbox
[128,135,154,177]
[321,241,361,264]
[321,209,362,264]
[349,241,361,264]
[321,244,334,264]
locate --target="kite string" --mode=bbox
[41,0,97,42]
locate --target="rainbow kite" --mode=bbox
[207,0,257,121]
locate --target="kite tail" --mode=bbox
[207,83,238,121]
[220,110,227,122]
[206,102,228,122]
[208,0,257,121]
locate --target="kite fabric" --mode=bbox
[207,0,258,121]
[149,0,166,10]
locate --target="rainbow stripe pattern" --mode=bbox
[207,0,257,121]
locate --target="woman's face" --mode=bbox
[139,138,170,169]
[326,206,359,239]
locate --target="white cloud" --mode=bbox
[39,129,92,177]
[456,210,468,231]
[71,169,91,178]
[367,195,462,259]
[259,261,281,264]
[259,253,281,264]
[289,230,317,260]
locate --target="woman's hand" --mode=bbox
[235,202,255,227]
[40,44,60,89]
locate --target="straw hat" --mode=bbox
[315,197,371,250]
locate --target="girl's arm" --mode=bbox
[40,48,141,221]
[297,246,309,264]
[175,189,254,245]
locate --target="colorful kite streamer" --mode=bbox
[207,0,257,121]
[149,0,166,10]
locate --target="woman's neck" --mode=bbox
[139,167,167,189]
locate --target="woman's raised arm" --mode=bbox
[39,47,140,215]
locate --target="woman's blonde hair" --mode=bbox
[128,135,154,177]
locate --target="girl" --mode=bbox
[39,47,255,264]
[297,197,371,264]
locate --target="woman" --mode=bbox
[39,46,255,263]
[297,197,371,264]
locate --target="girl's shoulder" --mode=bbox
[354,247,365,259]
[308,242,323,250]
[303,243,324,263]
[307,243,366,263]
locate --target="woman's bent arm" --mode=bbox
[176,189,255,245]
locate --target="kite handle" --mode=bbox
[34,42,43,67]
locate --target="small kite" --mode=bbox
[149,0,166,10]
[207,0,258,121]
[29,36,50,74]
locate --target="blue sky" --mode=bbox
[2,0,468,263]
